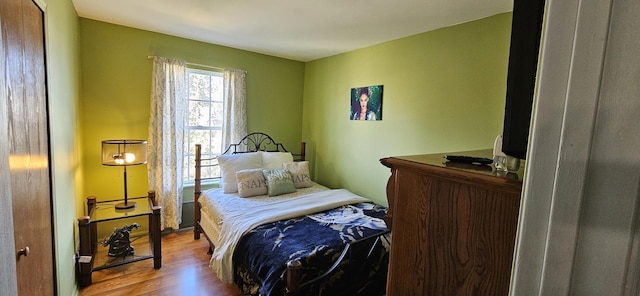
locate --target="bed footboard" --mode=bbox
[284,229,390,296]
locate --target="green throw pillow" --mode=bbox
[262,169,296,196]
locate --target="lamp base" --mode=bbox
[115,201,137,210]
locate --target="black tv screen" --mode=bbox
[502,0,546,160]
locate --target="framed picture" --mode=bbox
[350,85,383,121]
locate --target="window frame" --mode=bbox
[183,67,224,184]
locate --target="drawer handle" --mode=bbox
[18,246,30,257]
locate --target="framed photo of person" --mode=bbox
[350,85,383,121]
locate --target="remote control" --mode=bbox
[444,155,493,165]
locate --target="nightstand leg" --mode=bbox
[77,216,93,287]
[151,205,162,269]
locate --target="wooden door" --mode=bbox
[1,0,55,294]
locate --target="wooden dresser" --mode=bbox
[380,150,523,295]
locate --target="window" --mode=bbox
[183,68,224,182]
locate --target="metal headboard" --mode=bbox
[195,132,306,182]
[222,132,299,156]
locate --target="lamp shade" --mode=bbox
[101,140,147,166]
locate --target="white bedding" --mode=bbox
[199,183,370,283]
[199,182,330,246]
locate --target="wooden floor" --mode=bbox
[79,229,241,296]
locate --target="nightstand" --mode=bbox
[77,191,162,287]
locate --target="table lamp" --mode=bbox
[101,140,148,209]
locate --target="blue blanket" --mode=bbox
[232,202,389,295]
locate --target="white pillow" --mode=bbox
[236,169,268,198]
[261,151,294,170]
[283,161,313,188]
[217,152,262,193]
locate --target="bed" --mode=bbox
[193,132,390,295]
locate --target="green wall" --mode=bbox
[302,13,512,205]
[79,19,305,205]
[42,0,83,295]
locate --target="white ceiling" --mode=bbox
[72,0,513,62]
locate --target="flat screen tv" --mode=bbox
[501,0,546,160]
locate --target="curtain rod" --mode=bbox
[147,55,228,72]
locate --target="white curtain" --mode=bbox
[148,57,186,230]
[222,68,247,148]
